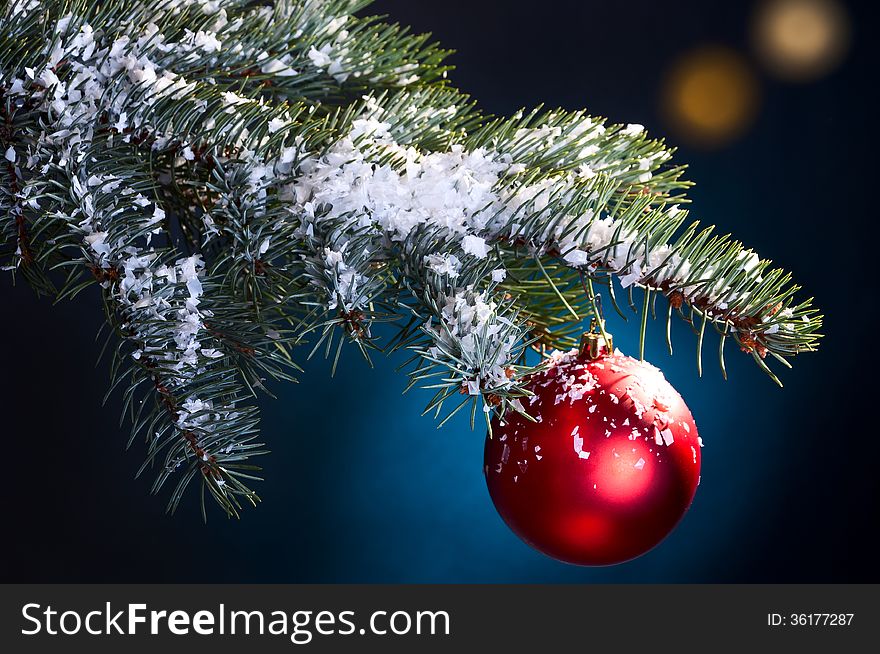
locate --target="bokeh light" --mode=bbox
[661,46,760,149]
[751,0,850,81]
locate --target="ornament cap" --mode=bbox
[580,318,614,360]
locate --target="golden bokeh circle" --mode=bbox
[661,46,760,149]
[752,0,850,81]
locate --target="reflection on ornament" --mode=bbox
[752,0,850,81]
[661,46,759,149]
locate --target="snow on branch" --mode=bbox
[0,0,821,515]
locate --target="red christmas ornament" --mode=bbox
[484,335,701,566]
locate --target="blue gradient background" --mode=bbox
[2,0,876,582]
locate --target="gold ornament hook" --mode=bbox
[580,318,614,360]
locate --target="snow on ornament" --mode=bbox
[484,325,701,566]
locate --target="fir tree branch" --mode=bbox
[0,0,823,517]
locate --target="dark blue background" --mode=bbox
[2,0,876,582]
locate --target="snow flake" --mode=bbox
[461,235,489,259]
[491,268,507,283]
[621,123,644,136]
[268,117,287,133]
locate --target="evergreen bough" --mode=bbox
[0,0,822,518]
